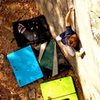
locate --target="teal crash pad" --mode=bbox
[40,39,55,70]
[7,45,43,87]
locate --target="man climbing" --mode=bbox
[61,6,79,49]
[52,6,84,57]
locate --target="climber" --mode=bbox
[61,7,79,49]
[52,6,85,57]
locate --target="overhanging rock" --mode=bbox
[35,0,100,100]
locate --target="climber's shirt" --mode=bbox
[56,26,80,56]
[60,26,75,44]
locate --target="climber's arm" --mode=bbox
[52,7,74,40]
[65,7,74,27]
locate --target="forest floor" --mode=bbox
[0,0,84,100]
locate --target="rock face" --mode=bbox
[74,0,100,100]
[35,0,100,100]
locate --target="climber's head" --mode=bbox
[67,34,79,48]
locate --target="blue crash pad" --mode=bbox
[7,45,43,87]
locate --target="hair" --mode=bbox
[67,34,79,48]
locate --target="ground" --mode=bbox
[0,0,84,100]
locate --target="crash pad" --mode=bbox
[40,76,78,100]
[7,45,43,87]
[13,15,51,47]
[40,39,55,70]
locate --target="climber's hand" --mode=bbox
[76,48,85,58]
[69,5,75,11]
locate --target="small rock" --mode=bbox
[0,65,3,70]
[0,72,3,79]
[11,94,21,100]
[0,54,4,64]
[29,88,36,99]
